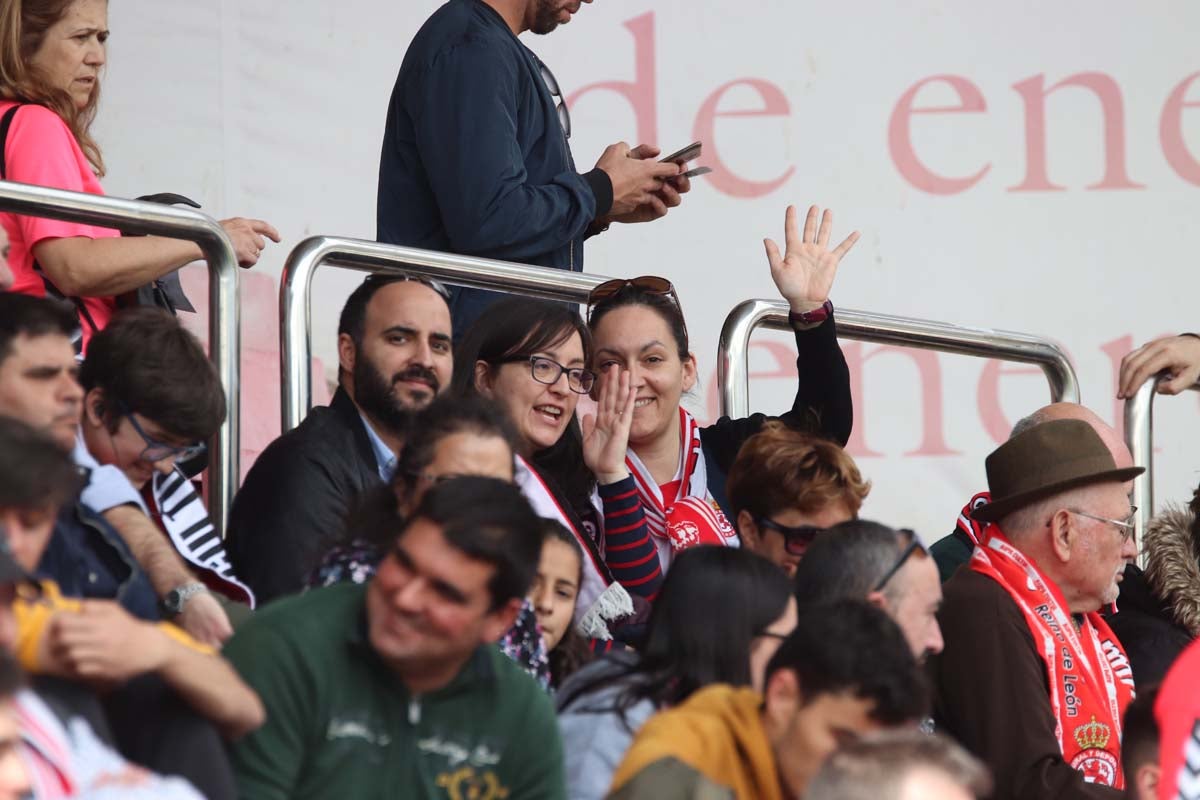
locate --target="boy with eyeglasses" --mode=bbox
[78,307,254,612]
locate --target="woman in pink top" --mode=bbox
[0,0,279,349]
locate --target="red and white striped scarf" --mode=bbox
[514,456,633,640]
[625,408,737,563]
[970,526,1135,789]
[16,690,77,798]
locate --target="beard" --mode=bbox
[529,0,565,34]
[352,348,439,436]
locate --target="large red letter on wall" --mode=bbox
[565,13,658,146]
[1010,72,1145,192]
[842,344,960,458]
[976,360,1045,444]
[702,341,804,427]
[888,75,991,195]
[692,79,795,198]
[1161,71,1200,186]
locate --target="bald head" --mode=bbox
[1011,403,1133,469]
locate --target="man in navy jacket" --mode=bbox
[378,0,690,330]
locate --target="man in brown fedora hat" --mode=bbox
[929,418,1142,800]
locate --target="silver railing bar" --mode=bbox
[0,180,240,537]
[280,236,614,431]
[717,299,1080,418]
[1124,375,1200,563]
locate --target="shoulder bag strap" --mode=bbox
[0,104,22,180]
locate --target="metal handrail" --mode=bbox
[717,299,1080,418]
[0,180,240,537]
[1124,375,1200,558]
[280,236,615,430]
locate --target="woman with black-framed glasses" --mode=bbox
[585,204,860,574]
[453,298,665,642]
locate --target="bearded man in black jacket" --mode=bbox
[227,276,453,603]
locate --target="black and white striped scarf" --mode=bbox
[151,468,255,607]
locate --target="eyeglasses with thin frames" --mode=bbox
[873,529,924,592]
[1066,507,1138,544]
[119,404,207,464]
[498,355,596,394]
[537,59,571,140]
[363,274,451,302]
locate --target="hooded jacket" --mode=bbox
[607,685,780,800]
[1143,503,1200,637]
[1101,504,1199,688]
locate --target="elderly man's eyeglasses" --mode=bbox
[873,529,925,592]
[754,516,824,556]
[1067,508,1137,544]
[119,404,206,464]
[498,355,596,394]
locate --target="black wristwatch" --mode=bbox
[162,582,208,616]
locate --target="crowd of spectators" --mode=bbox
[1,0,1199,799]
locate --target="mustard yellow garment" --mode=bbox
[609,684,782,800]
[15,579,213,672]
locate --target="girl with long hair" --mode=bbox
[529,520,592,690]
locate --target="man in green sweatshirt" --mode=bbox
[225,477,565,799]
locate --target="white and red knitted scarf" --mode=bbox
[514,456,632,640]
[626,408,737,562]
[971,525,1135,788]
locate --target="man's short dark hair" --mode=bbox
[394,394,519,491]
[792,520,906,605]
[402,476,542,609]
[0,416,82,511]
[765,598,929,725]
[1122,685,1159,778]
[78,308,225,442]
[337,275,450,348]
[0,294,77,366]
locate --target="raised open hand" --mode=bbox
[763,205,860,313]
[581,365,635,485]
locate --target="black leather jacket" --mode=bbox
[225,388,383,604]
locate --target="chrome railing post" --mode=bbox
[1123,375,1200,566]
[1124,378,1157,558]
[0,180,240,536]
[279,237,613,430]
[718,300,1080,419]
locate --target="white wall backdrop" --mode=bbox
[95,1,1200,539]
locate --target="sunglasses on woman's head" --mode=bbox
[586,276,678,309]
[586,277,688,347]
